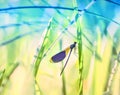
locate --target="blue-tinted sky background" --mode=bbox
[0,0,120,95]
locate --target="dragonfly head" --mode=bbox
[70,42,77,49]
[74,42,77,45]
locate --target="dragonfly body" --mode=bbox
[50,47,70,63]
[50,42,76,75]
[50,42,76,63]
[70,42,76,49]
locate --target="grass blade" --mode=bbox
[76,16,83,95]
[0,62,19,93]
[73,0,96,95]
[34,18,52,77]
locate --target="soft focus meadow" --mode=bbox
[0,0,120,95]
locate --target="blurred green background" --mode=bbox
[0,0,120,95]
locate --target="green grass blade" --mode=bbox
[73,0,82,94]
[4,63,19,79]
[0,62,19,93]
[35,80,43,95]
[34,18,53,77]
[73,1,96,94]
[76,16,83,95]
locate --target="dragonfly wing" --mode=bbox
[50,45,72,63]
[50,51,66,63]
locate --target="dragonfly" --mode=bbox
[50,42,77,75]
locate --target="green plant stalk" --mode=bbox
[35,80,43,95]
[73,0,83,94]
[77,17,83,95]
[0,62,19,93]
[73,1,95,94]
[59,39,67,95]
[34,18,52,77]
[34,19,52,95]
[62,73,66,95]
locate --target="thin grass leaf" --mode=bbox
[34,18,53,77]
[4,63,19,78]
[0,70,5,86]
[76,16,83,95]
[73,5,83,95]
[73,0,96,95]
[35,80,43,95]
[104,59,118,94]
[61,74,66,95]
[0,62,19,93]
[104,52,120,95]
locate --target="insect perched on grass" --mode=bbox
[50,42,77,75]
